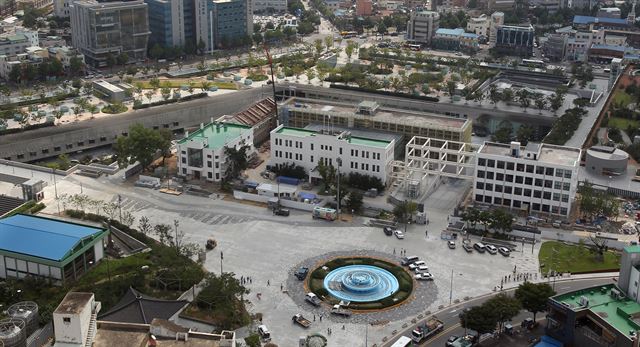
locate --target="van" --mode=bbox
[401,256,420,266]
[474,242,486,253]
[258,324,270,339]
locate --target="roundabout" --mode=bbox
[286,250,439,323]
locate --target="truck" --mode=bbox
[312,206,337,221]
[305,293,321,306]
[411,317,444,343]
[330,304,352,317]
[292,313,312,328]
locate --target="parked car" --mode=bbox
[258,324,271,339]
[273,208,290,216]
[446,335,459,347]
[415,272,434,281]
[463,244,473,253]
[448,241,456,249]
[383,226,394,236]
[401,256,419,266]
[498,247,511,257]
[394,230,405,239]
[414,265,429,273]
[295,267,309,280]
[409,261,426,270]
[473,242,486,253]
[486,245,498,255]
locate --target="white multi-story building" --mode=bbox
[269,124,396,184]
[406,10,439,45]
[53,292,100,347]
[473,141,581,217]
[54,0,71,17]
[177,122,254,182]
[253,0,286,13]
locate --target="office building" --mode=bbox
[177,122,254,181]
[253,0,286,13]
[598,7,622,18]
[47,46,84,69]
[530,0,567,12]
[269,124,396,184]
[544,33,568,61]
[488,11,504,47]
[280,98,472,143]
[432,28,479,51]
[0,32,31,56]
[16,0,51,9]
[473,141,581,217]
[467,14,490,37]
[53,0,70,17]
[195,0,252,52]
[145,0,187,48]
[493,24,535,57]
[70,0,150,67]
[488,0,514,11]
[356,0,372,16]
[406,10,439,45]
[547,246,640,347]
[0,214,108,285]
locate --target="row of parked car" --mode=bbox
[383,226,405,239]
[400,256,434,281]
[458,241,511,256]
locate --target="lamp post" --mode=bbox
[336,158,342,219]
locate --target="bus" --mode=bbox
[405,43,422,51]
[521,59,545,69]
[390,336,413,347]
[340,31,358,38]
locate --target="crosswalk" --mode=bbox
[110,195,254,225]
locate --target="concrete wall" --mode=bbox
[0,88,264,163]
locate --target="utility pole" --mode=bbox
[449,269,454,304]
[336,158,342,219]
[220,251,224,275]
[118,194,122,222]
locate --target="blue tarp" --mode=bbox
[277,176,299,186]
[299,192,316,201]
[244,181,259,189]
[535,335,563,347]
[0,214,104,261]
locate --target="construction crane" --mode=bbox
[263,44,278,119]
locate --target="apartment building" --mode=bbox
[280,98,472,143]
[0,32,31,56]
[406,10,439,45]
[176,122,254,182]
[70,0,150,67]
[269,124,396,184]
[195,0,252,52]
[473,141,581,217]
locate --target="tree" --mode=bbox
[345,41,356,62]
[460,304,498,335]
[324,35,333,51]
[489,84,501,108]
[200,80,212,92]
[150,44,164,60]
[161,81,172,101]
[446,81,457,100]
[485,294,522,332]
[461,207,481,230]
[515,282,555,322]
[533,93,547,114]
[115,123,171,170]
[317,160,336,188]
[377,22,387,35]
[106,53,116,68]
[393,200,417,225]
[223,145,250,180]
[116,53,129,66]
[516,125,534,145]
[344,191,364,213]
[314,39,324,57]
[502,88,514,104]
[138,216,152,235]
[516,89,531,111]
[154,223,174,246]
[69,56,84,77]
[196,273,250,329]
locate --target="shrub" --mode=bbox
[345,172,385,192]
[311,268,328,279]
[245,334,261,347]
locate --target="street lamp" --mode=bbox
[336,158,342,219]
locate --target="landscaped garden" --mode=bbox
[538,241,621,274]
[307,257,413,310]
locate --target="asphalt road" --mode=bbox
[383,277,615,347]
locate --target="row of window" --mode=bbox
[349,161,381,172]
[477,158,573,179]
[476,171,571,190]
[475,194,568,215]
[476,182,570,201]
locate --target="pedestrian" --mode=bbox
[393,248,396,255]
[280,284,283,291]
[267,280,270,286]
[320,315,323,322]
[425,230,428,237]
[342,325,345,330]
[250,277,252,284]
[313,314,316,321]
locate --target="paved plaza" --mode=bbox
[14,173,542,347]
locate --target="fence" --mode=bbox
[233,190,324,212]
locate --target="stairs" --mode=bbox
[84,302,101,347]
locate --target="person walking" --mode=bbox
[267,280,270,286]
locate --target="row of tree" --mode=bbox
[8,56,84,84]
[577,181,620,221]
[461,282,556,335]
[461,207,514,234]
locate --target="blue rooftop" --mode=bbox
[461,32,479,38]
[573,15,628,25]
[436,28,465,36]
[0,214,105,262]
[591,44,627,52]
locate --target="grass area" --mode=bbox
[613,91,633,108]
[538,241,621,274]
[134,80,237,90]
[609,117,640,130]
[308,257,413,310]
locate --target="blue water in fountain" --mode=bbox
[323,265,400,302]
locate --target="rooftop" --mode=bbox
[282,98,469,132]
[55,292,94,314]
[552,284,640,336]
[98,287,188,324]
[93,321,233,347]
[625,245,640,254]
[587,146,629,160]
[226,97,276,126]
[435,28,465,36]
[178,122,251,149]
[275,126,392,148]
[479,141,581,166]
[0,214,107,262]
[0,195,26,217]
[573,15,628,25]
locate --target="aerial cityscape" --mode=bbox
[0,0,639,345]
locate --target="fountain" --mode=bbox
[323,265,400,302]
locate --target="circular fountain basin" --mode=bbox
[323,265,399,302]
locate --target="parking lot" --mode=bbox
[33,174,541,346]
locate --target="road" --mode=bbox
[383,277,615,347]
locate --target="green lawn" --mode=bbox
[539,241,620,274]
[609,117,640,130]
[613,91,633,108]
[133,80,237,90]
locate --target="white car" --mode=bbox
[415,272,434,281]
[258,325,271,339]
[486,245,498,255]
[414,265,429,273]
[409,261,426,270]
[448,241,456,249]
[499,247,511,257]
[394,230,405,239]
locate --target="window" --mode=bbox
[536,166,544,175]
[553,193,560,201]
[485,196,492,203]
[476,182,484,189]
[207,161,212,168]
[560,207,568,215]
[477,170,485,178]
[503,199,511,206]
[495,185,503,192]
[496,173,504,181]
[63,317,71,323]
[534,190,542,198]
[216,173,220,180]
[494,197,502,205]
[208,172,212,178]
[476,194,483,202]
[514,187,522,195]
[485,183,493,191]
[497,161,505,169]
[525,177,533,185]
[181,157,186,164]
[487,159,495,168]
[562,194,569,202]
[543,191,551,200]
[54,146,61,152]
[555,169,563,177]
[506,162,514,170]
[478,158,486,166]
[526,165,534,173]
[542,204,550,212]
[339,148,343,155]
[546,167,554,176]
[310,155,314,162]
[563,182,570,191]
[554,181,562,190]
[517,163,524,172]
[564,170,572,179]
[504,186,512,194]
[506,174,513,182]
[544,180,552,188]
[486,171,494,179]
[524,188,532,196]
[311,143,314,150]
[532,203,541,211]
[513,200,521,208]
[515,176,523,184]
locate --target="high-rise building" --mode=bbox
[406,10,439,45]
[488,11,504,47]
[544,33,568,61]
[252,0,286,13]
[70,0,150,67]
[145,0,187,48]
[195,0,252,52]
[53,0,70,17]
[493,24,535,57]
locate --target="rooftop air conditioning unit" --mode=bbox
[579,296,589,307]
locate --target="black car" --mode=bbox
[383,226,393,236]
[295,267,309,280]
[274,208,290,216]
